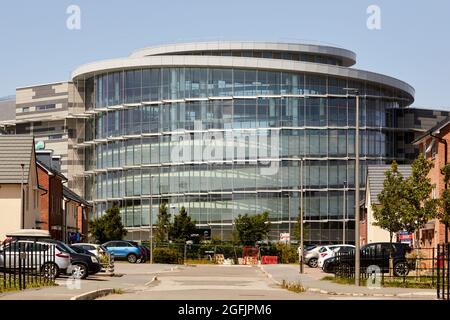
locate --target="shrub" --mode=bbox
[274,243,298,264]
[153,247,181,264]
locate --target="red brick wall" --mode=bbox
[77,206,89,242]
[49,176,63,241]
[37,166,50,231]
[419,125,450,246]
[37,166,64,241]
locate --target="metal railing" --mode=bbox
[437,243,450,300]
[1,239,56,292]
[333,246,439,289]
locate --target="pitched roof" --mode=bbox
[412,116,450,144]
[366,165,412,205]
[37,160,68,181]
[0,135,35,184]
[63,186,91,206]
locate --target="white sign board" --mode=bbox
[280,233,290,243]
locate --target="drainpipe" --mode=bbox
[430,133,448,244]
[21,164,25,229]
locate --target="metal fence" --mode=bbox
[1,239,56,291]
[436,243,450,300]
[149,243,298,265]
[334,246,438,288]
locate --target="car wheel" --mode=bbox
[308,258,318,268]
[393,261,409,277]
[72,263,88,279]
[127,253,138,264]
[42,262,60,280]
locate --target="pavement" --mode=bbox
[259,264,437,299]
[99,264,309,300]
[0,263,177,300]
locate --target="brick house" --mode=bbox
[36,160,67,240]
[362,165,412,245]
[413,118,450,246]
[0,135,43,241]
[63,186,91,243]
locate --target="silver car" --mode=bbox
[304,245,324,268]
[0,240,71,278]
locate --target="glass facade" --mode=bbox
[80,66,413,243]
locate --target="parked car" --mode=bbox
[304,245,324,268]
[102,240,142,263]
[128,241,150,263]
[318,245,355,269]
[323,242,413,276]
[71,243,108,258]
[70,245,96,256]
[0,239,71,279]
[43,240,102,279]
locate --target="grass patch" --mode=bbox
[382,278,436,289]
[281,280,305,293]
[112,288,124,295]
[184,259,215,265]
[0,276,56,293]
[321,275,436,289]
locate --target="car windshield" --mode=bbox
[50,240,77,254]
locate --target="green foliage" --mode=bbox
[401,153,438,234]
[169,206,197,243]
[438,164,450,226]
[274,243,298,264]
[154,202,171,244]
[234,211,271,245]
[152,247,181,264]
[372,161,407,242]
[89,205,127,244]
[293,209,310,241]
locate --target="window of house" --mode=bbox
[36,104,56,111]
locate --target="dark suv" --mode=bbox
[323,242,413,277]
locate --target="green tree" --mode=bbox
[372,161,407,244]
[154,202,171,244]
[169,207,197,243]
[438,164,450,241]
[234,211,271,245]
[372,161,408,274]
[89,205,127,244]
[402,153,439,246]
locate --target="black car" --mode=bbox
[323,242,413,277]
[43,240,102,279]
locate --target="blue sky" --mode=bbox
[0,0,449,108]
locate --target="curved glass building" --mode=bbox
[70,42,415,243]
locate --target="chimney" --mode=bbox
[52,156,62,172]
[36,150,53,169]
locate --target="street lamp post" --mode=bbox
[149,176,154,264]
[299,157,304,274]
[20,163,25,229]
[343,181,347,244]
[344,88,361,286]
[288,194,291,245]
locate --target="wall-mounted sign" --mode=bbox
[35,141,45,150]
